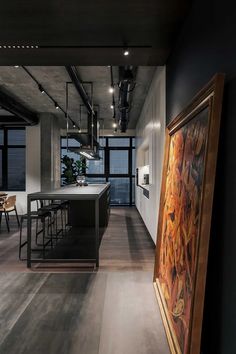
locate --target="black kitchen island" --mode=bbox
[27,183,110,269]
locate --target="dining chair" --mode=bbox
[0,195,20,232]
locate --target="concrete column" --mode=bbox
[40,113,61,191]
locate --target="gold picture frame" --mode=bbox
[153,74,225,354]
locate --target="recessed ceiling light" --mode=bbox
[109,87,114,93]
[113,122,117,128]
[123,49,129,56]
[110,104,114,109]
[14,65,19,68]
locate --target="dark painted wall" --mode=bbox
[166,1,236,353]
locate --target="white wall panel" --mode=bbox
[135,67,166,243]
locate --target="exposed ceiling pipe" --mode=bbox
[0,115,32,126]
[0,90,38,125]
[118,66,136,132]
[65,66,95,116]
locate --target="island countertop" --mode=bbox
[28,183,110,200]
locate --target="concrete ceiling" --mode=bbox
[0,0,191,65]
[0,66,156,129]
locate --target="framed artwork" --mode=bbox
[153,74,225,354]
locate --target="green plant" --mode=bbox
[74,159,88,176]
[61,155,88,185]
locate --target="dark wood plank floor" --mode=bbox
[0,207,155,272]
[100,207,155,271]
[0,207,169,354]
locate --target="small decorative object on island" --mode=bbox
[75,159,88,186]
[153,74,225,354]
[61,155,88,186]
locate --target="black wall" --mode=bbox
[166,1,236,353]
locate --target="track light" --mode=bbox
[0,45,39,49]
[38,84,45,94]
[109,87,114,93]
[55,102,59,109]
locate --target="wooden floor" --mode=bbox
[0,207,155,272]
[0,207,170,354]
[100,207,155,271]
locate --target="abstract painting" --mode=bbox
[154,74,225,354]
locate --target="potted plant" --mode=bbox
[61,155,88,186]
[74,158,88,186]
[61,155,77,185]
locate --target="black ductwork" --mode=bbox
[0,90,38,126]
[65,66,94,116]
[0,115,31,126]
[118,66,136,133]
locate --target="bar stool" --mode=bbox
[38,200,62,241]
[19,209,52,261]
[50,200,69,236]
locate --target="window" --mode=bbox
[87,150,105,174]
[110,150,128,174]
[108,137,130,147]
[109,177,130,204]
[0,128,26,191]
[86,137,135,205]
[60,136,136,205]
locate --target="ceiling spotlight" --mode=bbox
[110,104,114,109]
[113,122,117,128]
[72,121,76,128]
[109,87,114,93]
[38,84,45,93]
[78,127,81,133]
[123,49,129,56]
[14,65,19,68]
[55,102,59,109]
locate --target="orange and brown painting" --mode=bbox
[158,109,208,353]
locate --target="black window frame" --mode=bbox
[0,127,26,191]
[60,136,135,206]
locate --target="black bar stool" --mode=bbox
[39,200,63,241]
[19,209,52,261]
[50,200,69,236]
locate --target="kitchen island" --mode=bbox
[27,183,110,269]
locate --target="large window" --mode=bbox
[61,136,136,205]
[0,128,26,191]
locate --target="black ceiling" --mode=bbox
[0,0,191,65]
